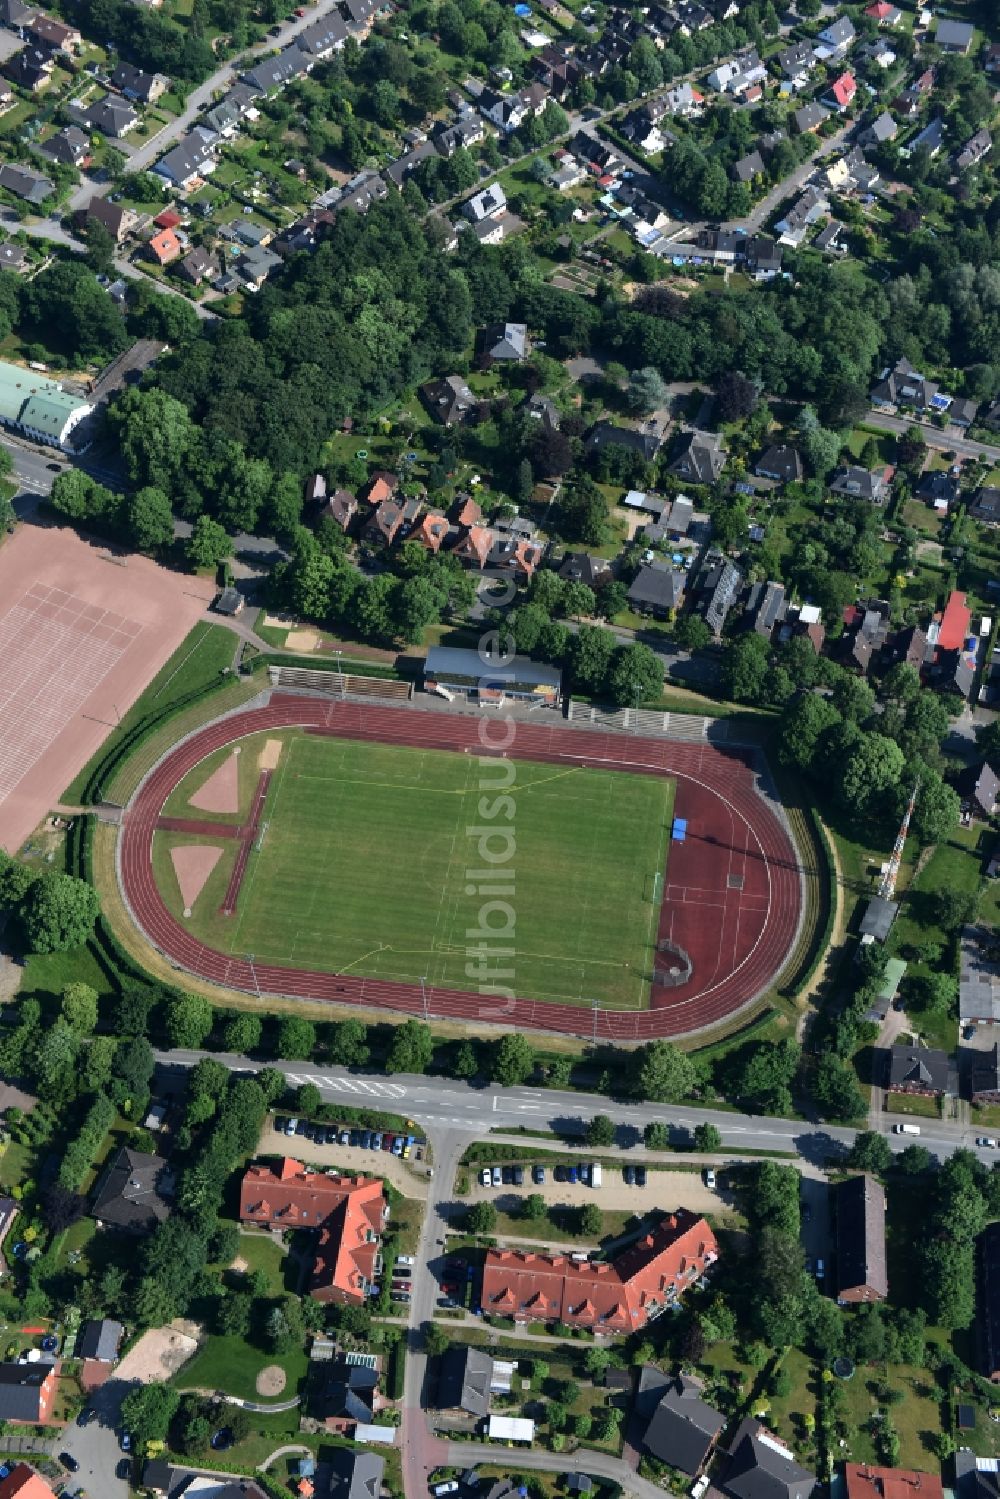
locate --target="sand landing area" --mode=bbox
[190,748,240,814]
[170,844,223,915]
[0,525,215,853]
[115,1323,201,1384]
[259,739,282,771]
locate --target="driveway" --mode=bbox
[799,1176,831,1277]
[59,1378,129,1499]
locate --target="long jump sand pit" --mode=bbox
[0,525,216,853]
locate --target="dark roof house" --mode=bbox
[437,1345,493,1418]
[91,1147,174,1234]
[834,1174,887,1304]
[628,561,686,618]
[723,1418,815,1499]
[697,556,743,636]
[327,1448,385,1499]
[755,445,802,484]
[421,375,477,426]
[745,581,786,638]
[887,1045,953,1096]
[670,430,726,485]
[77,1318,124,1362]
[644,1374,725,1476]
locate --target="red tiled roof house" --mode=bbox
[481,1210,718,1333]
[240,1159,388,1305]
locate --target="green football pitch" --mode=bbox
[156,732,673,1009]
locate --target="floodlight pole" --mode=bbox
[335,649,345,700]
[592,995,600,1043]
[420,974,429,1022]
[247,952,261,999]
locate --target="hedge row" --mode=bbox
[787,802,837,999]
[388,1339,406,1399]
[58,1094,116,1189]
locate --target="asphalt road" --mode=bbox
[152,1048,991,1166]
[865,410,1000,465]
[446,1440,665,1499]
[58,1378,129,1499]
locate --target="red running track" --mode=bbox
[118,694,803,1041]
[220,768,272,916]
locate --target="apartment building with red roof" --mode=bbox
[240,1159,387,1305]
[481,1210,717,1333]
[937,589,972,651]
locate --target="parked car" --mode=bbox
[121,1432,132,1452]
[977,1137,999,1148]
[567,1166,579,1184]
[480,1168,491,1187]
[501,1165,514,1185]
[397,1255,415,1267]
[513,1166,524,1186]
[274,1117,288,1135]
[77,1407,94,1427]
[635,1166,647,1186]
[382,1133,395,1151]
[350,1130,362,1147]
[432,1484,459,1497]
[339,1130,350,1145]
[60,1455,80,1474]
[578,1164,589,1185]
[554,1165,565,1182]
[391,1291,411,1303]
[371,1133,383,1150]
[814,1258,825,1278]
[704,1168,716,1188]
[118,1458,131,1479]
[285,1117,299,1135]
[392,1137,405,1155]
[533,1165,545,1184]
[491,1166,502,1187]
[623,1165,635,1185]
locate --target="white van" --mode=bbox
[893,1123,921,1136]
[590,1162,602,1189]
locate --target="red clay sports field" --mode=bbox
[118,693,803,1041]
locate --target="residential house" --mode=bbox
[481,321,528,362]
[745,234,783,278]
[299,13,348,56]
[817,15,856,58]
[421,374,477,426]
[449,493,482,528]
[559,552,611,589]
[77,1319,123,1363]
[242,45,307,94]
[147,227,183,266]
[793,101,829,134]
[38,125,90,167]
[177,246,215,285]
[970,1044,1000,1107]
[587,420,665,463]
[142,1462,269,1498]
[478,87,527,133]
[111,63,169,102]
[327,1448,385,1499]
[154,128,217,191]
[864,1,902,23]
[986,42,1000,77]
[432,112,484,156]
[972,763,1000,818]
[744,580,786,639]
[775,187,829,246]
[755,444,802,484]
[980,1221,1000,1380]
[864,111,898,147]
[827,70,857,111]
[360,471,397,507]
[28,13,80,51]
[917,470,960,509]
[437,1346,494,1418]
[364,496,421,547]
[311,1358,380,1430]
[732,148,764,183]
[325,489,358,531]
[723,1418,815,1499]
[775,40,816,87]
[463,183,507,224]
[0,359,90,448]
[951,397,979,429]
[956,128,992,172]
[834,1175,887,1304]
[696,557,743,636]
[480,1211,718,1332]
[845,1467,941,1499]
[92,1147,173,1233]
[75,196,136,245]
[451,526,496,571]
[662,81,702,116]
[909,117,946,157]
[240,1159,388,1304]
[0,0,34,29]
[0,163,52,204]
[0,1464,57,1499]
[3,48,53,91]
[935,17,974,53]
[830,463,894,505]
[415,513,450,553]
[670,430,725,484]
[856,37,896,69]
[383,139,439,191]
[0,1364,59,1426]
[887,1045,953,1097]
[643,1374,725,1476]
[69,92,139,137]
[628,562,686,619]
[870,356,941,411]
[970,486,1000,525]
[889,624,929,673]
[239,245,282,291]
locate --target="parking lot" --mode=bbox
[465,1160,727,1218]
[257,1119,430,1197]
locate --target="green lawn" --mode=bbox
[885,1092,940,1119]
[153,731,674,1009]
[174,1331,309,1403]
[62,622,238,803]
